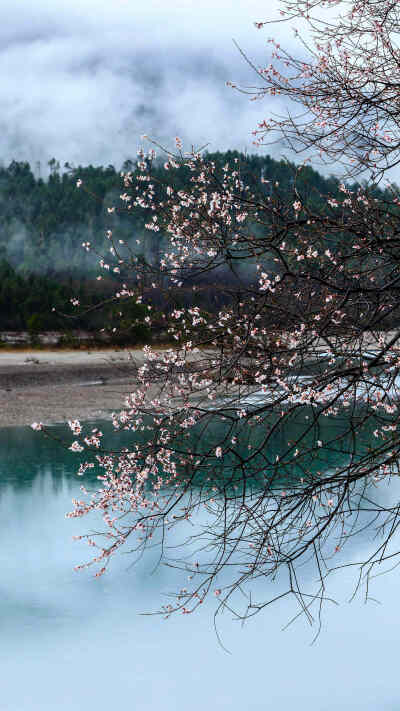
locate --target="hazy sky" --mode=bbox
[0,0,296,171]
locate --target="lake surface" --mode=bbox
[1,422,400,710]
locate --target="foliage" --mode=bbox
[0,154,349,279]
[1,151,372,333]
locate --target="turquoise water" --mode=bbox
[1,422,400,710]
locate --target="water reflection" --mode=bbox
[0,406,380,492]
[1,422,400,710]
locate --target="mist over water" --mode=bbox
[1,422,400,710]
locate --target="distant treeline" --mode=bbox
[0,151,388,335]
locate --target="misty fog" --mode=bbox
[0,0,293,171]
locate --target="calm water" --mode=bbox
[1,422,400,710]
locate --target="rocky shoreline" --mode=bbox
[3,331,399,428]
[0,349,145,428]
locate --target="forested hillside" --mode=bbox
[0,152,383,335]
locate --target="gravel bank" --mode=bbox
[3,332,399,428]
[0,349,146,427]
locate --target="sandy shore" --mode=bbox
[0,349,148,428]
[2,331,399,428]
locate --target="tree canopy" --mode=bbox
[1,152,365,333]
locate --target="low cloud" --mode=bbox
[0,0,297,171]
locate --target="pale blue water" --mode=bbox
[1,423,400,710]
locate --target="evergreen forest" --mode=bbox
[0,152,385,339]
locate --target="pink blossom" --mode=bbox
[30,422,43,431]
